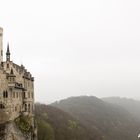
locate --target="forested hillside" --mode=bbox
[52,96,140,140]
[35,103,102,140]
[102,97,140,120]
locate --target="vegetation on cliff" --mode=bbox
[35,103,102,140]
[15,114,35,139]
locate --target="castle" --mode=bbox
[0,27,34,123]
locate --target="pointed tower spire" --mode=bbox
[6,43,10,61]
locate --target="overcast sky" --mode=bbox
[0,0,140,103]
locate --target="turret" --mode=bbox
[0,27,3,64]
[6,43,10,61]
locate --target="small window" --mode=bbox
[15,106,17,111]
[7,64,9,68]
[3,91,5,98]
[3,91,8,98]
[13,92,15,98]
[0,104,5,109]
[25,104,27,112]
[32,92,34,98]
[6,91,8,98]
[16,92,18,98]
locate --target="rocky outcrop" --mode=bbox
[0,115,37,140]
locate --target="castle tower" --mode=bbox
[0,27,3,64]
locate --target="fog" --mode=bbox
[0,0,140,103]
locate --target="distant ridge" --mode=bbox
[102,97,140,121]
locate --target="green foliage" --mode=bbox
[68,120,78,130]
[35,103,100,140]
[37,118,54,140]
[15,115,32,134]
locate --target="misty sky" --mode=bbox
[0,0,140,103]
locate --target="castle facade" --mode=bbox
[0,27,34,123]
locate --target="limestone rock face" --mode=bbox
[0,119,37,140]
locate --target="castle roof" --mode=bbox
[6,43,10,55]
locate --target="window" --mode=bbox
[23,92,26,98]
[3,91,8,98]
[0,104,5,109]
[13,92,15,98]
[7,63,9,68]
[15,106,17,111]
[6,91,8,98]
[3,91,5,98]
[25,104,27,112]
[16,92,18,98]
